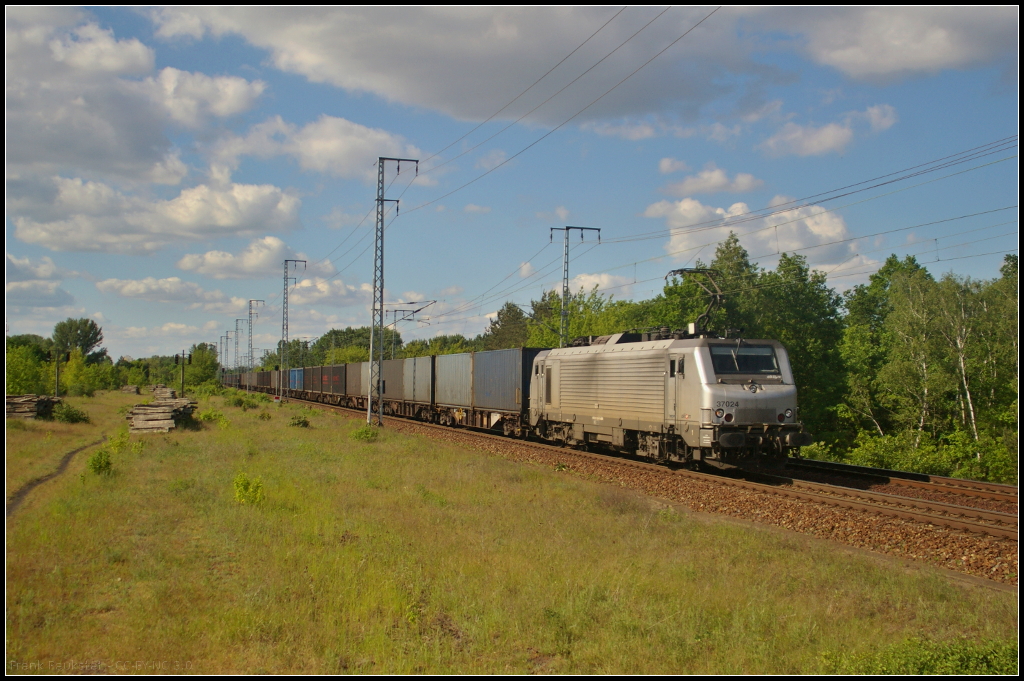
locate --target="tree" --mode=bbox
[52,318,105,362]
[479,302,529,350]
[185,343,220,386]
[6,345,46,394]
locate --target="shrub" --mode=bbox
[257,411,272,421]
[53,402,91,424]
[350,424,379,442]
[88,448,112,475]
[824,637,1017,675]
[289,415,310,428]
[233,473,265,505]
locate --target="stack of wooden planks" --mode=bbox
[6,394,61,419]
[127,398,196,433]
[152,386,177,400]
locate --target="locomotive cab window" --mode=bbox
[709,345,779,375]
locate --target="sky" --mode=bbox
[5,7,1019,363]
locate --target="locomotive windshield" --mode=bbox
[709,344,779,375]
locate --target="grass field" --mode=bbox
[5,393,1018,674]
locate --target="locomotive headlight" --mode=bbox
[723,413,734,423]
[785,408,794,419]
[715,408,725,418]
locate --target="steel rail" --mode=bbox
[788,457,1018,498]
[267,391,1018,542]
[785,460,1019,504]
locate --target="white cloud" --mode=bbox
[861,104,898,132]
[177,236,334,279]
[463,204,491,214]
[133,67,266,127]
[519,261,537,278]
[11,175,301,254]
[535,205,570,222]
[475,149,507,171]
[49,23,153,74]
[644,195,854,266]
[96,276,226,306]
[584,120,658,141]
[664,165,764,196]
[765,7,1019,81]
[5,254,69,282]
[5,280,76,308]
[214,115,419,182]
[287,277,373,307]
[658,158,689,174]
[759,121,854,157]
[568,272,633,297]
[758,104,898,157]
[149,7,753,125]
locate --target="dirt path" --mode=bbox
[6,437,106,518]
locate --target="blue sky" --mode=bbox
[6,7,1018,362]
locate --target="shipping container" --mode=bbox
[435,353,473,407]
[474,348,543,412]
[402,356,434,403]
[382,359,404,399]
[290,368,303,391]
[329,365,344,394]
[310,366,321,393]
[303,367,313,392]
[345,363,363,397]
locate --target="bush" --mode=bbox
[289,415,310,428]
[53,402,90,424]
[88,448,112,475]
[350,424,379,442]
[257,411,272,421]
[233,473,265,505]
[824,637,1017,675]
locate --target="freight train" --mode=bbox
[225,329,813,466]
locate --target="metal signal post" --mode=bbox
[248,300,264,370]
[550,226,601,347]
[282,259,306,381]
[368,156,418,426]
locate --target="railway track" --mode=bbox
[278,394,1017,543]
[786,457,1018,503]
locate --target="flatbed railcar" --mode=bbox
[225,335,812,466]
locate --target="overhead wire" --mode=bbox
[400,6,723,216]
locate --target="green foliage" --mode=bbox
[350,424,380,442]
[233,473,265,505]
[479,301,529,350]
[52,317,105,360]
[401,334,480,358]
[53,402,90,424]
[257,410,272,421]
[6,334,53,364]
[289,415,311,428]
[184,343,220,386]
[224,390,269,411]
[824,637,1017,675]
[188,381,224,399]
[5,344,46,395]
[87,448,112,476]
[829,431,1017,483]
[197,408,229,428]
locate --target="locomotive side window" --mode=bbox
[544,366,552,404]
[709,345,779,375]
[669,359,676,377]
[678,355,684,377]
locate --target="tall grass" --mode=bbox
[5,396,1018,674]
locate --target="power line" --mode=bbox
[422,6,628,165]
[400,6,723,216]
[422,6,671,175]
